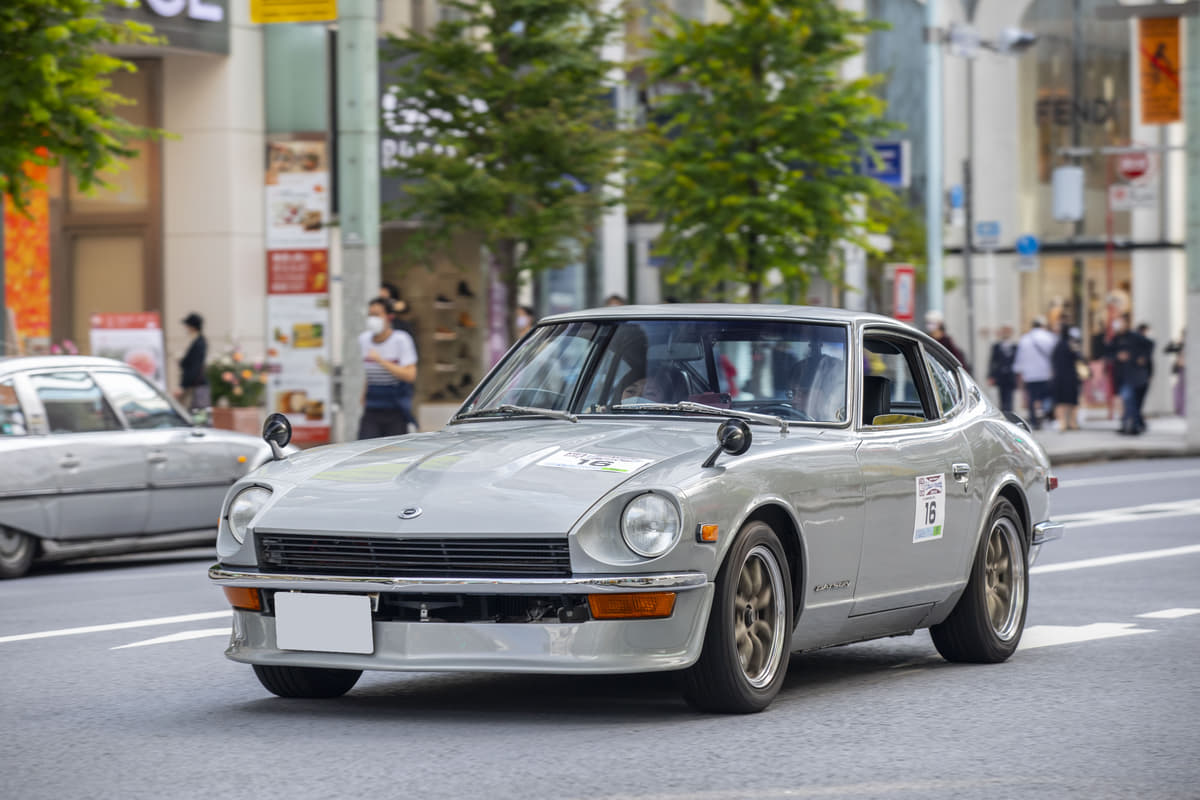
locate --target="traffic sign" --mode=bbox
[864,141,911,189]
[1109,182,1157,211]
[1016,235,1039,256]
[975,220,1001,249]
[1116,151,1153,182]
[1016,255,1039,272]
[890,264,915,322]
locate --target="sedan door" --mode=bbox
[91,369,239,534]
[0,375,55,539]
[26,370,150,540]
[851,331,975,618]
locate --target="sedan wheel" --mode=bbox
[253,665,362,698]
[931,498,1028,662]
[0,529,36,580]
[681,520,792,713]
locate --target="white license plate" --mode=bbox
[274,592,374,655]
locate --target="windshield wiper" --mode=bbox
[609,401,788,433]
[457,404,578,423]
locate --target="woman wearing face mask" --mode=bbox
[358,298,419,438]
[515,305,537,339]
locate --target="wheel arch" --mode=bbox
[995,482,1031,548]
[744,502,805,619]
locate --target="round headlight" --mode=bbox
[621,494,681,558]
[227,486,272,544]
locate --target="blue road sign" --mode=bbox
[863,140,910,189]
[975,220,1000,242]
[1016,235,1039,256]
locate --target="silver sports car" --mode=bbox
[0,356,282,578]
[210,305,1063,712]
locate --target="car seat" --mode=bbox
[861,375,892,425]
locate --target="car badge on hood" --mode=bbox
[398,507,423,520]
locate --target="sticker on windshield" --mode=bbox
[539,451,653,474]
[913,473,945,543]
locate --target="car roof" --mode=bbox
[541,303,909,327]
[0,355,133,376]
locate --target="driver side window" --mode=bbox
[861,335,932,426]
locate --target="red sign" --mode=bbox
[891,264,915,322]
[90,311,162,330]
[1116,151,1151,183]
[267,250,329,294]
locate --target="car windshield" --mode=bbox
[459,318,849,424]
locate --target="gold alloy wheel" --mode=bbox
[733,544,787,688]
[984,516,1026,642]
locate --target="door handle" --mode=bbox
[147,451,168,464]
[952,463,971,483]
[59,456,80,469]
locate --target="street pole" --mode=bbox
[925,0,944,314]
[962,55,977,372]
[1186,13,1200,449]
[335,0,380,442]
[1071,0,1086,330]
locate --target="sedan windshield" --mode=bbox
[460,318,849,424]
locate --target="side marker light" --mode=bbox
[588,592,676,619]
[697,524,719,543]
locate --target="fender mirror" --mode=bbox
[702,418,753,468]
[262,412,292,460]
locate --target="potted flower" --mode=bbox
[206,348,267,435]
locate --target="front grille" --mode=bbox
[256,533,572,578]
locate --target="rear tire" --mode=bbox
[252,665,362,698]
[931,498,1028,663]
[0,529,36,579]
[680,520,793,713]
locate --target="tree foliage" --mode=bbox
[631,0,893,302]
[381,0,624,335]
[0,0,160,212]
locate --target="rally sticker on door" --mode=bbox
[539,451,653,473]
[913,473,946,543]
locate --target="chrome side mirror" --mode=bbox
[702,418,753,468]
[262,412,292,461]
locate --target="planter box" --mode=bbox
[211,406,262,436]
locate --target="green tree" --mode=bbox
[632,0,892,302]
[381,0,624,337]
[0,0,160,212]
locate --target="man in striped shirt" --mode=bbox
[358,298,418,438]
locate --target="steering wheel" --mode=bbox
[748,403,813,422]
[501,389,567,408]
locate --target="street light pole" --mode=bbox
[962,55,977,371]
[925,0,944,315]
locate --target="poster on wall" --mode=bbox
[3,160,51,355]
[265,139,330,251]
[89,312,167,389]
[264,240,331,444]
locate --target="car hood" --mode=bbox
[253,421,718,537]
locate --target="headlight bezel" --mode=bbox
[620,492,682,558]
[226,485,272,544]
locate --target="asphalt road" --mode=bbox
[2,458,1198,800]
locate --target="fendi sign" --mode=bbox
[110,0,230,54]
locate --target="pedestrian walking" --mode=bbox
[379,281,420,357]
[176,312,210,414]
[1050,323,1086,431]
[359,298,418,439]
[1013,316,1057,430]
[1165,329,1186,416]
[924,310,971,374]
[987,323,1018,414]
[1111,316,1153,435]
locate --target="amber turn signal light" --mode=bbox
[223,586,262,611]
[696,523,719,542]
[588,592,676,619]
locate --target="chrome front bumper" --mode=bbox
[210,565,715,674]
[208,565,708,594]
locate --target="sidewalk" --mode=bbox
[1029,410,1199,466]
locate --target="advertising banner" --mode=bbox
[890,263,915,323]
[3,161,51,354]
[1139,17,1180,125]
[265,138,331,444]
[89,312,167,389]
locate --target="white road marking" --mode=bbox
[1019,623,1155,650]
[111,628,230,650]
[1137,608,1200,620]
[1031,543,1200,575]
[1054,498,1200,528]
[0,610,230,645]
[1057,467,1200,489]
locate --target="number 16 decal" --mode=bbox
[913,473,946,543]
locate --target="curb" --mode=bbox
[1047,447,1200,467]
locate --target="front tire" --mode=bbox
[931,498,1028,662]
[252,665,362,698]
[0,529,36,579]
[680,521,793,713]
